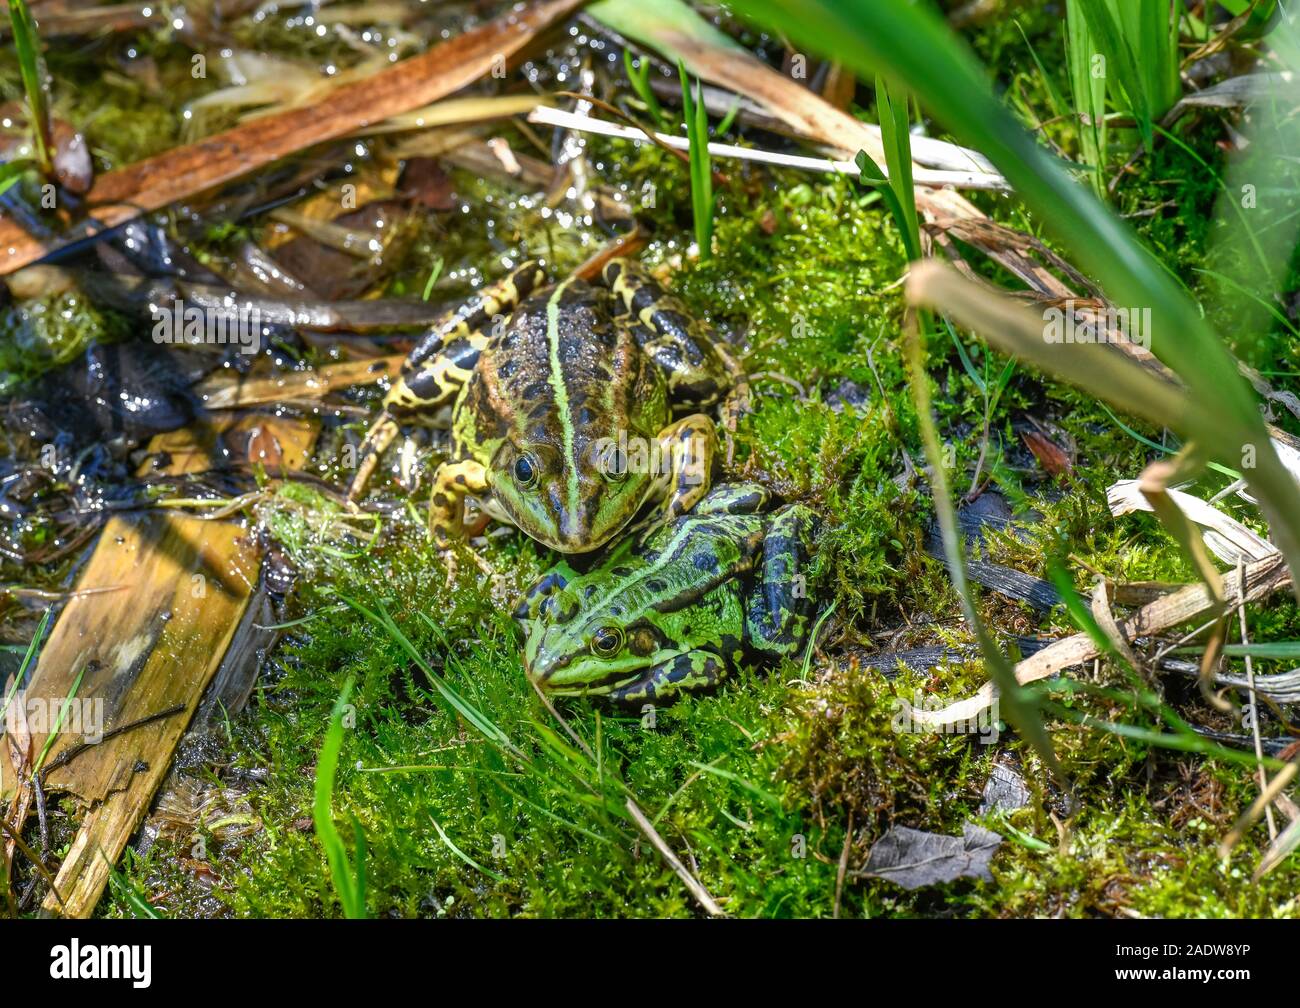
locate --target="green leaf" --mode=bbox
[854,150,914,262]
[874,75,920,260]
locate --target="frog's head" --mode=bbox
[490,428,658,553]
[525,612,685,697]
[518,570,687,696]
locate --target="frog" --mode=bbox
[347,257,743,555]
[515,482,821,706]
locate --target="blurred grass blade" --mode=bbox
[730,0,1300,603]
[876,80,1061,781]
[1207,19,1300,363]
[906,261,1237,597]
[1253,814,1300,879]
[886,68,1063,782]
[0,160,29,199]
[589,0,744,57]
[903,312,1065,782]
[7,0,53,179]
[906,260,1192,430]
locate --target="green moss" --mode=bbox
[0,291,119,394]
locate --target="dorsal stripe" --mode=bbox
[546,279,581,517]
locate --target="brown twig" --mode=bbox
[0,815,65,910]
[625,798,726,918]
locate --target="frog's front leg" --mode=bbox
[512,566,576,623]
[608,650,727,708]
[347,341,481,500]
[428,458,492,548]
[745,504,821,660]
[347,262,543,500]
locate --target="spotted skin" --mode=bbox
[348,258,736,555]
[517,482,821,706]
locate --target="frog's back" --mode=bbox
[580,511,764,621]
[455,278,665,459]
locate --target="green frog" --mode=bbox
[347,258,740,554]
[516,483,820,706]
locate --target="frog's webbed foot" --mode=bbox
[691,481,770,517]
[435,540,494,586]
[347,415,399,501]
[347,350,479,502]
[745,504,821,660]
[608,650,727,708]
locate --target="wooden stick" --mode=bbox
[530,106,1010,190]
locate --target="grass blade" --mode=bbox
[678,60,714,259]
[6,0,52,178]
[33,662,86,773]
[873,75,920,259]
[623,49,665,128]
[0,606,51,726]
[314,674,367,919]
[1076,0,1153,146]
[1066,0,1108,196]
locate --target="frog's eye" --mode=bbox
[590,625,624,658]
[513,451,541,489]
[594,443,629,482]
[601,456,630,483]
